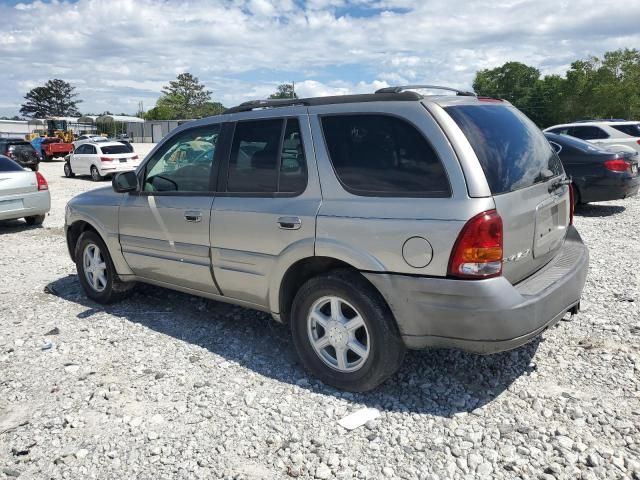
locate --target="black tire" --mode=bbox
[290,269,406,392]
[90,165,102,182]
[64,162,75,178]
[25,214,45,226]
[75,230,135,304]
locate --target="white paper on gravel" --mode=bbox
[337,407,380,430]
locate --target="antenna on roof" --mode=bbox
[375,85,476,97]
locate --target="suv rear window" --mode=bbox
[446,105,563,194]
[8,142,35,151]
[320,114,450,197]
[101,145,130,155]
[611,124,640,137]
[569,125,609,140]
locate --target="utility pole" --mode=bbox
[292,81,295,99]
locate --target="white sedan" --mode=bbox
[0,155,50,225]
[64,141,140,181]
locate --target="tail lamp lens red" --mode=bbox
[569,184,575,225]
[35,171,48,191]
[448,209,503,279]
[604,159,631,172]
[100,156,113,162]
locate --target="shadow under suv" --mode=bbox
[65,86,589,391]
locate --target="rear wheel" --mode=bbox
[64,162,75,178]
[290,269,406,392]
[90,165,102,182]
[25,214,45,226]
[75,230,135,303]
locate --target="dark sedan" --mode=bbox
[545,132,639,205]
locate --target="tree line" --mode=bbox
[17,48,639,126]
[473,48,640,127]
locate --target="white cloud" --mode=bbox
[0,0,638,116]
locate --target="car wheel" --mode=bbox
[90,165,102,182]
[24,214,45,226]
[64,162,75,178]
[75,230,135,304]
[290,269,406,392]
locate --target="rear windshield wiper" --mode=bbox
[548,177,572,193]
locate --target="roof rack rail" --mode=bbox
[375,85,476,97]
[224,98,309,114]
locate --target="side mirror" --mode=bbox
[112,171,138,193]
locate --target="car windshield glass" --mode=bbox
[0,156,24,171]
[446,104,563,194]
[8,142,35,151]
[101,145,130,155]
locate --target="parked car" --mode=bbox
[72,135,109,149]
[64,141,140,181]
[545,133,639,205]
[0,155,50,225]
[41,137,73,161]
[544,121,640,153]
[65,87,589,391]
[0,138,40,171]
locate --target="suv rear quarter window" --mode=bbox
[320,114,450,197]
[611,124,640,137]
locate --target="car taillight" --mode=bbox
[604,159,631,172]
[5,149,13,158]
[100,156,113,162]
[637,139,640,146]
[35,171,48,190]
[132,155,138,160]
[569,184,575,225]
[448,209,503,279]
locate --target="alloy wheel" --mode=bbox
[307,296,371,373]
[83,243,108,292]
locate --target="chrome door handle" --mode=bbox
[184,211,202,223]
[277,216,301,230]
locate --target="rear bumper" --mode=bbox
[98,163,139,176]
[0,190,51,221]
[579,173,640,202]
[364,226,589,354]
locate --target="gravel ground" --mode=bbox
[1,160,639,480]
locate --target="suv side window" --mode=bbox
[321,114,450,197]
[87,145,97,155]
[143,125,219,193]
[227,118,307,194]
[569,126,609,140]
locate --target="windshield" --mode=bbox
[446,104,564,194]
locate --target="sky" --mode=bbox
[0,0,639,117]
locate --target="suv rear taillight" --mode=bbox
[448,210,503,279]
[100,156,113,162]
[604,159,632,172]
[569,184,575,225]
[35,171,48,191]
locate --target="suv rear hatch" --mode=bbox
[445,102,569,284]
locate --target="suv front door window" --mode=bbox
[118,125,221,294]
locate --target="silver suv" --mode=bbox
[65,86,589,391]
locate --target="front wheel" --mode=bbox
[90,165,102,182]
[75,231,135,303]
[290,270,406,392]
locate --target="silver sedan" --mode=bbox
[0,155,50,226]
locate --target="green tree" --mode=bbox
[145,73,214,120]
[19,79,82,118]
[473,62,542,122]
[269,83,297,99]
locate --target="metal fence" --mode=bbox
[126,120,188,143]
